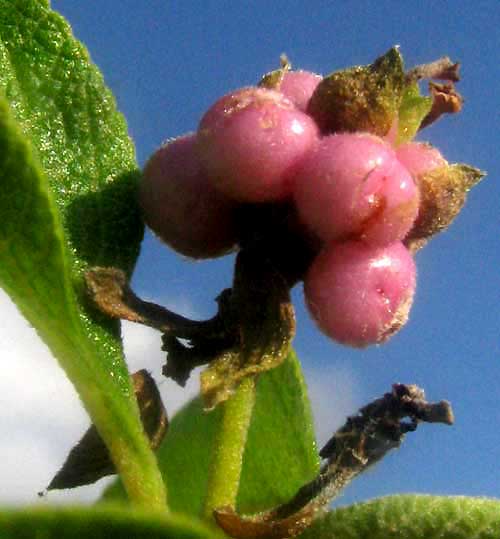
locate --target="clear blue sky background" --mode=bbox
[47,0,499,506]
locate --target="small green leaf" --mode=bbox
[396,83,432,144]
[0,505,221,539]
[299,495,500,539]
[307,47,405,136]
[103,352,320,517]
[259,54,291,89]
[0,1,143,271]
[0,2,165,507]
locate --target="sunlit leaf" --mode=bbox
[299,495,500,539]
[0,505,221,539]
[0,1,164,505]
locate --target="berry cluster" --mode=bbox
[140,56,473,349]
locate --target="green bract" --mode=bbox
[396,83,432,144]
[307,47,405,136]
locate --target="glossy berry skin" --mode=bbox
[197,87,319,202]
[139,134,237,259]
[278,70,322,112]
[396,142,447,178]
[304,241,416,347]
[292,133,419,246]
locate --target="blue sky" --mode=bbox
[1,1,498,507]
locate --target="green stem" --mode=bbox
[110,436,168,510]
[73,367,169,512]
[203,377,256,521]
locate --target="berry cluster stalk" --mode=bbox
[203,377,256,521]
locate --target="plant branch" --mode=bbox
[85,244,296,409]
[215,384,454,538]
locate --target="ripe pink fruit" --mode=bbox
[396,142,447,178]
[197,87,319,202]
[292,133,419,246]
[304,241,416,347]
[139,133,237,259]
[278,70,322,112]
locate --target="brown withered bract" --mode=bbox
[420,81,464,129]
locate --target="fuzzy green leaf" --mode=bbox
[0,506,221,539]
[103,352,320,516]
[0,2,165,506]
[299,495,500,539]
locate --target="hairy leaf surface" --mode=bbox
[299,495,500,539]
[0,1,164,505]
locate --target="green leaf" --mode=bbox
[103,352,320,516]
[396,83,432,145]
[0,2,165,507]
[0,505,222,539]
[238,351,319,513]
[299,495,500,539]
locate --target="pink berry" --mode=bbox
[139,133,237,259]
[304,240,416,347]
[197,87,319,202]
[278,70,322,112]
[396,142,448,178]
[292,133,419,246]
